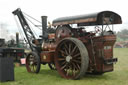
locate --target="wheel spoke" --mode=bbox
[33,59,37,63]
[66,64,70,76]
[61,63,67,70]
[61,61,66,65]
[72,66,76,76]
[70,46,77,55]
[30,65,33,72]
[64,43,68,51]
[32,65,35,72]
[76,57,81,59]
[72,59,81,64]
[58,57,65,61]
[59,50,67,56]
[29,57,34,61]
[73,53,80,58]
[71,62,79,71]
[64,47,69,55]
[66,69,69,76]
[76,63,81,70]
[65,63,69,72]
[70,64,74,76]
[34,65,36,70]
[69,43,72,54]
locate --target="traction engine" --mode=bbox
[12,8,122,79]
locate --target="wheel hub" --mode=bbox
[66,55,72,62]
[30,61,33,65]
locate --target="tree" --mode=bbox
[117,29,128,41]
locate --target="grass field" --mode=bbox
[0,48,128,85]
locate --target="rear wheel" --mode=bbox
[54,38,89,79]
[26,52,41,73]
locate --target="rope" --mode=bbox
[23,12,49,34]
[23,12,41,24]
[24,15,42,30]
[27,21,38,38]
[23,16,38,37]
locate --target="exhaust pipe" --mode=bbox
[16,32,19,47]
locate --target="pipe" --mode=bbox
[16,32,19,47]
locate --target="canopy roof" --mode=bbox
[52,11,122,26]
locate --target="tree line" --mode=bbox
[117,29,128,41]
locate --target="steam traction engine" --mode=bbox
[12,8,122,79]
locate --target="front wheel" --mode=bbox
[26,52,41,73]
[54,38,89,79]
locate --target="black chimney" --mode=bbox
[41,16,47,40]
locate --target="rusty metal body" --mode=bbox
[40,11,121,74]
[13,9,122,79]
[40,28,116,73]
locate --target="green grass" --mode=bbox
[0,48,128,85]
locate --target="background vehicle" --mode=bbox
[0,33,25,64]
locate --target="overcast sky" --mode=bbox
[0,0,128,39]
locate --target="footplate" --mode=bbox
[104,58,118,65]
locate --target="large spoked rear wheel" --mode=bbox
[55,38,89,79]
[26,52,41,73]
